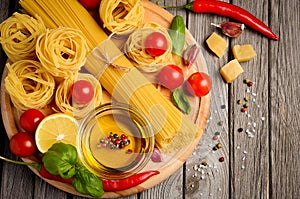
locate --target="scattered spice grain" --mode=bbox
[237,99,243,104]
[241,107,247,112]
[238,128,244,132]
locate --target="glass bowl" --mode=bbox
[77,102,154,179]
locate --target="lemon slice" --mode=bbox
[35,113,79,153]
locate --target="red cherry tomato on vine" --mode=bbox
[185,72,212,97]
[20,109,45,133]
[79,0,101,9]
[158,64,184,90]
[144,32,168,57]
[10,132,37,157]
[71,80,94,104]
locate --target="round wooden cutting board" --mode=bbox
[0,0,210,198]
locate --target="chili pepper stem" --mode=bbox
[0,155,41,171]
[161,4,192,10]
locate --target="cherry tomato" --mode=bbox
[9,132,37,157]
[71,80,94,104]
[144,32,168,57]
[158,65,184,90]
[20,109,45,133]
[79,0,101,9]
[185,72,212,97]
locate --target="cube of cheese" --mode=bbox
[220,59,244,83]
[232,44,256,62]
[206,32,228,58]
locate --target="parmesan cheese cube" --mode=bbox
[220,59,244,83]
[232,44,257,62]
[206,32,228,58]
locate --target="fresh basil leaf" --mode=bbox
[169,15,186,56]
[72,163,104,197]
[42,142,78,179]
[172,88,191,114]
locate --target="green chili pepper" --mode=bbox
[169,15,186,58]
[42,142,78,179]
[72,162,104,197]
[172,88,191,114]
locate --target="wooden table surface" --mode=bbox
[0,0,299,198]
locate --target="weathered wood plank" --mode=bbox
[269,0,300,198]
[230,0,272,198]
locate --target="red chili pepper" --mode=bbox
[39,165,73,184]
[165,1,279,40]
[102,170,160,192]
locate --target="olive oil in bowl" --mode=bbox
[77,103,154,179]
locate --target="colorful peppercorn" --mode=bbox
[237,99,243,104]
[238,128,244,132]
[243,103,249,108]
[244,79,251,84]
[213,135,219,140]
[98,132,131,151]
[201,161,208,166]
[247,81,253,87]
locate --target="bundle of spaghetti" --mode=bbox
[36,27,88,80]
[4,60,55,111]
[54,73,102,119]
[0,12,46,62]
[99,0,144,35]
[19,0,202,152]
[124,22,173,72]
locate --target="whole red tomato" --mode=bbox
[20,109,45,133]
[9,132,37,157]
[79,0,101,9]
[185,72,212,97]
[158,65,184,90]
[71,80,94,104]
[144,32,168,57]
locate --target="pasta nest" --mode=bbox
[54,73,102,119]
[124,22,173,72]
[36,27,88,80]
[0,12,46,62]
[4,60,55,111]
[100,0,144,35]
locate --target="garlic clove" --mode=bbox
[211,21,245,38]
[182,44,201,69]
[151,147,163,162]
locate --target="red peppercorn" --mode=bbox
[241,107,247,112]
[213,135,219,140]
[247,82,253,87]
[115,139,120,145]
[219,157,225,162]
